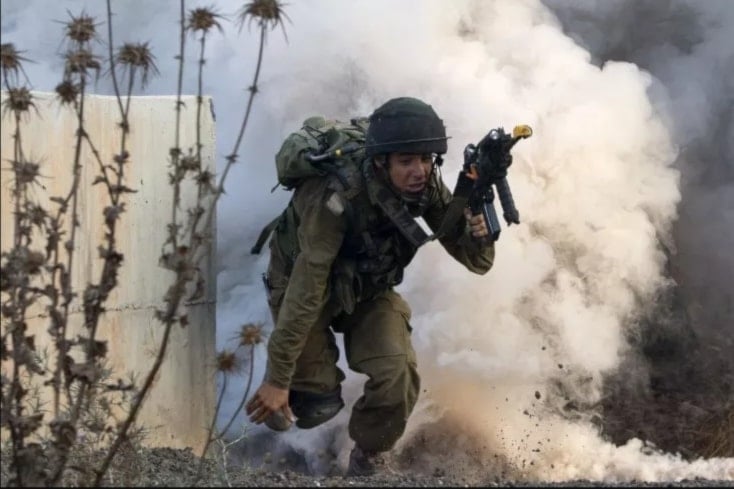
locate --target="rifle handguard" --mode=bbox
[495,178,519,225]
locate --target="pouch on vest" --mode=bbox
[330,258,360,315]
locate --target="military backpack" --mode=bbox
[251,116,370,254]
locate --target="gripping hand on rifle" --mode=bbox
[464,207,490,239]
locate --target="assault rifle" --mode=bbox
[446,125,533,244]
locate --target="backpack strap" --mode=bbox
[251,214,281,254]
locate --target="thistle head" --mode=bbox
[55,80,80,105]
[238,0,290,36]
[27,203,48,228]
[64,48,101,78]
[216,349,241,374]
[115,42,159,87]
[11,159,41,187]
[196,169,217,195]
[187,7,224,35]
[64,11,99,44]
[2,87,36,117]
[180,153,200,172]
[237,323,264,347]
[0,43,30,84]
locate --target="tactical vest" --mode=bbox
[267,157,436,315]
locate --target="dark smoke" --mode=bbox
[543,0,734,457]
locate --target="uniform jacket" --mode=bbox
[265,159,495,388]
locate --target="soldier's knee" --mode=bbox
[358,354,420,402]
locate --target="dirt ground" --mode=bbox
[206,286,732,487]
[2,286,731,487]
[599,286,733,462]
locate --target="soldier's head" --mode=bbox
[366,97,448,200]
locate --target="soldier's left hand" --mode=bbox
[246,382,294,426]
[464,208,489,238]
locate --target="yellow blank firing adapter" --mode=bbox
[512,125,533,139]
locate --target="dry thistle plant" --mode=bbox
[2,0,287,486]
[101,0,287,485]
[1,7,151,486]
[218,322,264,434]
[114,42,159,90]
[0,43,31,85]
[238,0,290,35]
[63,12,99,44]
[1,40,58,488]
[195,322,265,482]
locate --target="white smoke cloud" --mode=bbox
[543,0,734,346]
[2,0,732,482]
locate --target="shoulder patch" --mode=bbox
[325,192,346,216]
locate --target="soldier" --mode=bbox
[245,97,494,476]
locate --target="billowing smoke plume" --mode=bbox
[2,0,732,482]
[543,0,734,381]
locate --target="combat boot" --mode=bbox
[346,446,396,477]
[289,387,344,429]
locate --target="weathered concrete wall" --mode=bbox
[0,92,217,451]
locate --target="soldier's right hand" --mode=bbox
[245,382,294,425]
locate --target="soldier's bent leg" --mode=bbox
[338,290,420,453]
[286,309,346,428]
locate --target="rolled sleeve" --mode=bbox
[423,176,495,275]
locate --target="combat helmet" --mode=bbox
[365,97,448,157]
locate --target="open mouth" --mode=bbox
[406,183,426,192]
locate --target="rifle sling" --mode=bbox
[255,169,476,254]
[364,164,431,249]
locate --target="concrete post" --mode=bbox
[0,92,217,451]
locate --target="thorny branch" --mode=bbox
[1,1,287,486]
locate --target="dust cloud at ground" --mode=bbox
[220,0,732,482]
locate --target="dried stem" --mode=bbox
[216,430,248,488]
[170,0,187,250]
[7,105,29,487]
[227,23,266,164]
[218,345,255,439]
[2,3,281,486]
[1,60,50,484]
[88,12,150,489]
[196,35,204,166]
[184,33,207,249]
[51,75,87,418]
[193,22,268,267]
[195,373,228,482]
[105,0,124,118]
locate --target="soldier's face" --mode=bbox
[386,153,433,194]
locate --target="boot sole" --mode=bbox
[295,400,344,429]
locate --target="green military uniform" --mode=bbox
[264,155,494,452]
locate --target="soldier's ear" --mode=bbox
[373,154,386,169]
